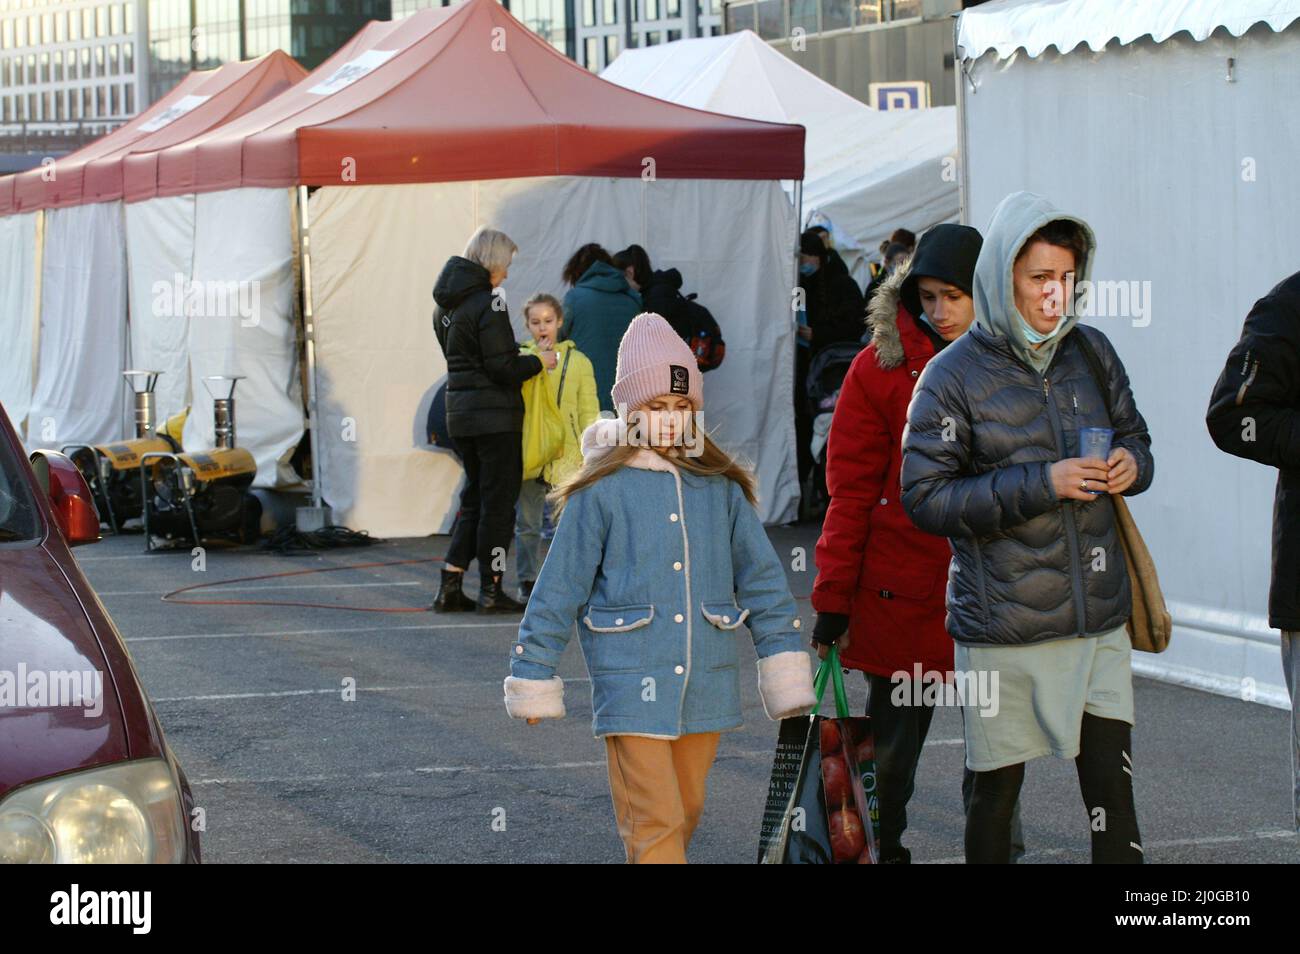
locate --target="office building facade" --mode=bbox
[723,0,978,107]
[575,0,722,73]
[0,0,147,152]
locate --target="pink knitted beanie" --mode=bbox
[610,313,704,416]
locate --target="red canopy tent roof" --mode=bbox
[0,50,305,215]
[137,0,804,201]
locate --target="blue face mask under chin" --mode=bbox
[1017,310,1064,345]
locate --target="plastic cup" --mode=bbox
[1079,427,1113,494]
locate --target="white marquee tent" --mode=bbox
[601,30,959,283]
[127,0,806,532]
[957,0,1300,706]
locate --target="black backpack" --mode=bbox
[666,292,726,372]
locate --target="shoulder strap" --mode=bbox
[555,349,572,406]
[1071,329,1115,423]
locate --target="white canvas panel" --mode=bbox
[308,176,798,538]
[125,194,197,425]
[182,187,303,487]
[0,212,39,435]
[27,202,128,449]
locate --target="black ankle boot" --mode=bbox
[518,580,535,603]
[432,569,476,612]
[478,574,526,614]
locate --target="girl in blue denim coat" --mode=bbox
[503,313,816,863]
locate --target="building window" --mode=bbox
[791,0,817,34]
[123,40,133,74]
[643,0,659,20]
[756,0,783,38]
[584,34,597,67]
[603,0,618,24]
[892,0,922,18]
[583,0,595,26]
[665,0,680,15]
[645,29,661,44]
[604,34,619,63]
[124,83,134,114]
[725,1,755,32]
[823,0,852,30]
[667,28,680,41]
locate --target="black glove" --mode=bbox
[812,612,850,646]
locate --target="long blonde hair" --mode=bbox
[549,432,758,513]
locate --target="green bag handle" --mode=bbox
[811,644,851,720]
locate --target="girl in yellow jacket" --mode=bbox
[516,293,600,601]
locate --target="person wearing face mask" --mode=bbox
[796,229,866,491]
[901,192,1154,864]
[811,223,985,863]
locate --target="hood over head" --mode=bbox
[577,259,636,295]
[646,268,683,292]
[973,191,1096,373]
[433,255,492,310]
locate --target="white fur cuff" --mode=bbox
[504,676,566,721]
[756,651,817,720]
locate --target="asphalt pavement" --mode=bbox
[74,524,1299,864]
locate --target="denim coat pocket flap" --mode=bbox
[700,602,750,630]
[583,604,654,633]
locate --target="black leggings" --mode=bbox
[966,713,1142,864]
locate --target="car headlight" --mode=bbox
[0,758,187,863]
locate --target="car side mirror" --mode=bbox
[29,450,101,547]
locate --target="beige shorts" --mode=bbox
[955,624,1134,772]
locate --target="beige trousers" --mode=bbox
[603,732,721,864]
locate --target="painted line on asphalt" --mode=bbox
[152,680,587,703]
[178,740,1033,786]
[128,621,520,642]
[98,580,424,596]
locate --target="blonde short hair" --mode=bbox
[463,227,518,274]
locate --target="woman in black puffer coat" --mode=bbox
[432,227,554,614]
[901,192,1154,865]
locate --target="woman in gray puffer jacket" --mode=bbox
[901,192,1153,864]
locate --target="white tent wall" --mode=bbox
[0,212,39,435]
[26,202,129,449]
[181,187,304,487]
[124,195,198,425]
[601,32,959,285]
[960,25,1300,706]
[307,176,798,538]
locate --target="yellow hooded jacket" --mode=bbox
[520,337,600,485]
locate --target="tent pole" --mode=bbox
[794,180,803,233]
[28,209,45,443]
[297,185,324,510]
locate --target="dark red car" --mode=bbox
[0,403,199,863]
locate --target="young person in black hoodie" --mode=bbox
[1206,269,1300,832]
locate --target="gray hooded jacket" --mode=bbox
[900,192,1154,646]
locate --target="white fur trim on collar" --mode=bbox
[579,418,680,473]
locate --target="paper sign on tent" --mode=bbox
[139,95,212,132]
[306,50,399,95]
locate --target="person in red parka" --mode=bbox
[811,223,984,863]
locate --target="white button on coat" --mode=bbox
[793,619,802,629]
[674,613,684,623]
[614,618,624,626]
[674,665,685,675]
[669,513,679,522]
[673,561,682,571]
